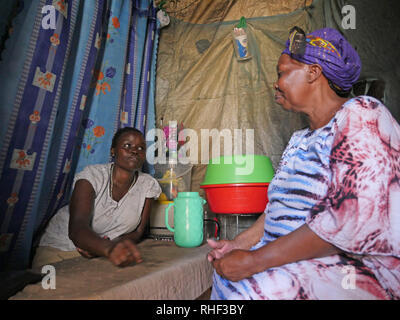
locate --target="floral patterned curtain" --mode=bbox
[0,0,159,271]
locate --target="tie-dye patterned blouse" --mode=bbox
[211,96,400,300]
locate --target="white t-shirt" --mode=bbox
[39,163,162,251]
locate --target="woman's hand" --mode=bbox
[106,238,143,267]
[207,213,265,263]
[212,249,256,282]
[208,239,257,281]
[207,238,239,262]
[212,224,342,282]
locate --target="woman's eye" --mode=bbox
[122,143,145,151]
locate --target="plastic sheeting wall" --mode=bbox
[155,1,323,193]
[155,0,400,194]
[323,0,400,120]
[155,0,314,24]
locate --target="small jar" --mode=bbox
[232,27,251,61]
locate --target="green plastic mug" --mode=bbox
[165,192,206,247]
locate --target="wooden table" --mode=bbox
[10,239,213,300]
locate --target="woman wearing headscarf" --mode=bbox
[207,27,400,299]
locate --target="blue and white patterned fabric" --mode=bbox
[211,116,337,299]
[0,0,159,271]
[262,117,335,244]
[211,97,400,300]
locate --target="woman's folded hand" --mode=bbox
[207,238,239,262]
[212,249,256,282]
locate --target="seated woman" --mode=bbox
[208,27,400,299]
[33,127,161,268]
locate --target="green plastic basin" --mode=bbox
[201,155,274,185]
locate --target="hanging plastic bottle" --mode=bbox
[232,17,252,61]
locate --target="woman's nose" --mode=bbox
[273,81,278,90]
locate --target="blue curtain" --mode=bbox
[0,0,160,271]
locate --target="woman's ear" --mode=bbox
[307,64,323,83]
[110,147,115,158]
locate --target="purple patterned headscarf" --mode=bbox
[282,27,361,92]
